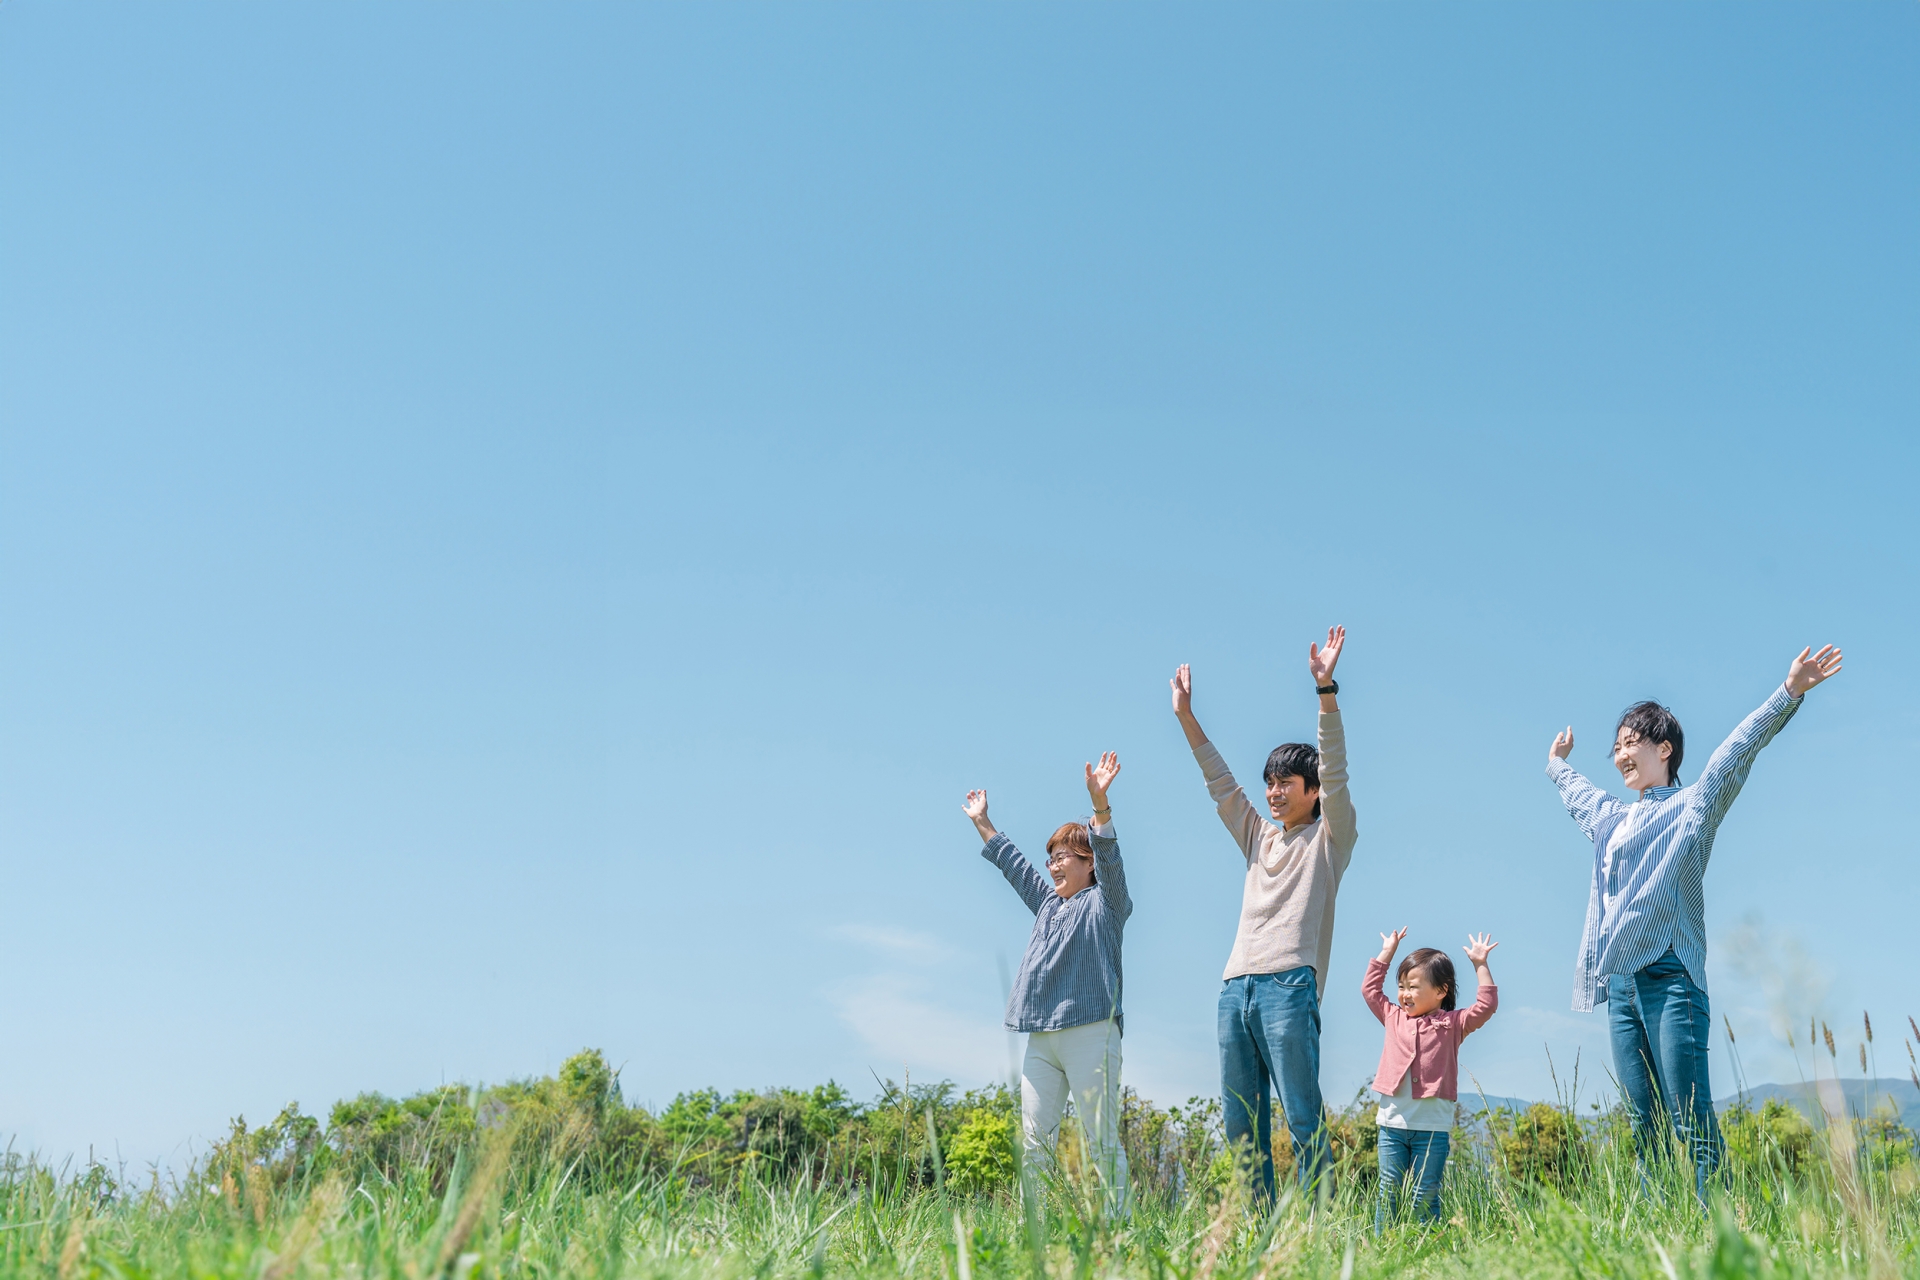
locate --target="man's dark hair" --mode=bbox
[1263,743,1321,820]
[1616,700,1685,786]
[1398,948,1457,1011]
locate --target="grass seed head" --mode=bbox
[1864,1012,1873,1044]
[1724,1015,1736,1044]
[1823,1023,1836,1057]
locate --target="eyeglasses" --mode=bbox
[1046,850,1091,868]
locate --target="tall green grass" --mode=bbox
[3,1049,1915,1280]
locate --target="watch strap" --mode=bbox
[1316,679,1339,695]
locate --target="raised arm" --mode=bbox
[1545,727,1624,838]
[1460,932,1500,1035]
[1311,627,1356,857]
[1692,646,1837,829]
[1362,927,1405,1025]
[964,789,1051,914]
[1085,752,1131,920]
[1172,664,1264,861]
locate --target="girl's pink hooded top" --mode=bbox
[1363,957,1498,1101]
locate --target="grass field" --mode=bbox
[5,1049,1916,1280]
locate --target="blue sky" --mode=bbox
[2,3,1916,1169]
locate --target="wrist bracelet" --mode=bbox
[1316,679,1339,695]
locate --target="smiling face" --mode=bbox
[1397,967,1448,1017]
[1613,726,1674,793]
[1045,844,1095,899]
[1265,773,1321,828]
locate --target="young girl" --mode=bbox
[1363,928,1499,1230]
[963,752,1131,1215]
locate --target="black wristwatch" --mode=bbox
[1316,679,1339,695]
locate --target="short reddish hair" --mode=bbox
[1046,823,1095,881]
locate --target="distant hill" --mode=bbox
[1715,1079,1920,1130]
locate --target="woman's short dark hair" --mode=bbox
[1398,948,1456,1011]
[1263,743,1322,819]
[1616,701,1685,785]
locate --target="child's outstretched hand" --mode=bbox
[1465,932,1499,967]
[1377,927,1408,962]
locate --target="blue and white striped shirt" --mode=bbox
[1548,684,1803,1012]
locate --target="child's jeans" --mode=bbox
[1375,1127,1448,1231]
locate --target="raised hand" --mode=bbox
[1377,926,1408,961]
[962,789,996,841]
[1464,932,1499,967]
[1308,626,1346,688]
[1085,751,1121,809]
[1550,727,1574,760]
[1170,664,1193,718]
[1785,644,1843,697]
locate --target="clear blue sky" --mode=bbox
[3,4,1915,1170]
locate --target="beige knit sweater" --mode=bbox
[1193,709,1356,991]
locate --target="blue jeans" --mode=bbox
[1375,1128,1448,1231]
[1218,968,1327,1201]
[1607,949,1721,1202]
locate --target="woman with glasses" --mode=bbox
[962,751,1131,1214]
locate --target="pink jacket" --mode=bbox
[1363,957,1497,1101]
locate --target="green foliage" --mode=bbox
[1723,1098,1816,1177]
[945,1109,1017,1193]
[14,1057,1920,1279]
[1494,1102,1587,1190]
[1120,1090,1226,1200]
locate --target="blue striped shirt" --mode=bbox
[983,826,1131,1034]
[1548,684,1803,1012]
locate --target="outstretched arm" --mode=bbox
[1694,645,1839,829]
[1308,625,1345,714]
[965,789,1051,914]
[1362,927,1405,1024]
[1172,664,1264,861]
[1086,752,1131,918]
[963,789,997,843]
[1461,932,1499,1034]
[1546,727,1623,838]
[1312,627,1356,856]
[1171,664,1210,750]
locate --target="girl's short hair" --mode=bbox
[1397,948,1456,1011]
[1046,823,1096,882]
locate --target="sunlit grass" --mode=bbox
[3,1049,1915,1280]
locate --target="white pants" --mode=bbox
[1021,1021,1130,1212]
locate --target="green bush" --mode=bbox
[1496,1103,1586,1191]
[945,1109,1018,1193]
[1721,1098,1815,1177]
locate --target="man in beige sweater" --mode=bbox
[1171,626,1353,1201]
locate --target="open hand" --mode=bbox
[1377,926,1408,962]
[963,789,990,825]
[1785,645,1843,697]
[1170,664,1193,718]
[1309,626,1346,688]
[1550,727,1574,761]
[1464,932,1499,966]
[1085,752,1121,808]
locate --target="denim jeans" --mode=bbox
[1375,1128,1449,1231]
[1607,948,1721,1202]
[1218,967,1327,1201]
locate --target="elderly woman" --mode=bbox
[963,752,1131,1213]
